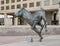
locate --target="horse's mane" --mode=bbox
[32,10,40,16]
[23,8,32,14]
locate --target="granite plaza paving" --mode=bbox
[0,35,60,46]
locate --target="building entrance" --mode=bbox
[51,11,58,25]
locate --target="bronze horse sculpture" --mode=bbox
[15,8,48,42]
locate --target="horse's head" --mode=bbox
[40,7,44,11]
[15,8,24,17]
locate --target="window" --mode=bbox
[17,0,21,2]
[0,18,4,25]
[36,2,40,6]
[23,3,27,8]
[6,6,9,10]
[18,16,24,25]
[6,0,9,4]
[44,0,50,6]
[0,13,4,15]
[11,0,15,3]
[1,0,4,4]
[17,4,21,9]
[52,0,58,5]
[1,6,4,10]
[23,0,27,1]
[11,5,15,9]
[29,3,34,7]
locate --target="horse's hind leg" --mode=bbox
[39,24,44,42]
[31,21,44,42]
[42,16,48,32]
[32,26,40,35]
[31,21,40,34]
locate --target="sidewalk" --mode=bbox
[0,35,60,46]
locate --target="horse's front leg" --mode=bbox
[39,24,44,42]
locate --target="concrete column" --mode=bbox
[4,18,12,26]
[14,17,18,26]
[4,13,7,26]
[58,8,60,25]
[4,13,7,18]
[57,1,60,25]
[41,0,43,7]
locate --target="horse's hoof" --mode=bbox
[38,39,42,42]
[41,37,43,39]
[40,39,43,42]
[31,38,33,42]
[45,30,48,32]
[39,37,43,42]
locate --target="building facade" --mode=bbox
[0,0,59,25]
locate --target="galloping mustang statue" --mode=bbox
[15,8,48,42]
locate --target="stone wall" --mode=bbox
[4,18,12,26]
[0,25,60,36]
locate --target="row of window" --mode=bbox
[1,2,40,10]
[44,0,58,6]
[0,0,59,10]
[1,0,27,4]
[1,0,59,5]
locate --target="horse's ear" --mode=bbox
[22,7,25,9]
[23,7,25,9]
[23,7,24,9]
[20,7,25,11]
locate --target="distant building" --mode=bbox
[0,0,59,25]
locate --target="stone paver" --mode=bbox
[0,35,40,45]
[0,35,60,46]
